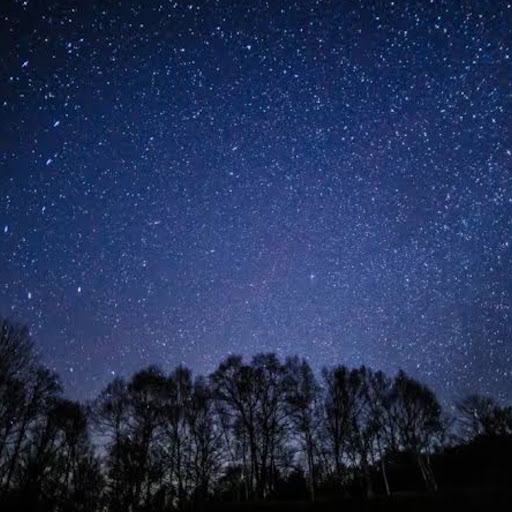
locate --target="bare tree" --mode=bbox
[284,356,321,501]
[390,370,441,492]
[457,394,512,439]
[163,365,193,509]
[347,367,379,498]
[13,396,100,510]
[211,355,260,499]
[211,353,289,500]
[127,366,167,510]
[322,365,351,489]
[188,376,223,504]
[50,399,103,511]
[365,369,396,496]
[0,318,37,479]
[0,318,34,385]
[251,353,289,498]
[2,367,61,495]
[93,377,130,509]
[322,366,378,498]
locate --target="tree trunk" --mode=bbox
[306,442,316,501]
[417,453,437,493]
[380,457,391,497]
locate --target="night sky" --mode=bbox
[1,0,511,402]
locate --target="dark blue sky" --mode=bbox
[1,0,511,402]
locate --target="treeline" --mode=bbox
[1,317,511,511]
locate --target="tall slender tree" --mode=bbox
[390,371,441,492]
[284,356,321,501]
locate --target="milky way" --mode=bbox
[1,1,511,401]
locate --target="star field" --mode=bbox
[1,0,511,401]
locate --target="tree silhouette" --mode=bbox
[457,394,512,440]
[284,356,321,501]
[390,370,441,492]
[1,317,511,511]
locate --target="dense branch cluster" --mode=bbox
[0,318,511,511]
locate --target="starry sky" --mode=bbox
[1,0,511,402]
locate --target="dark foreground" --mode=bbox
[205,489,507,512]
